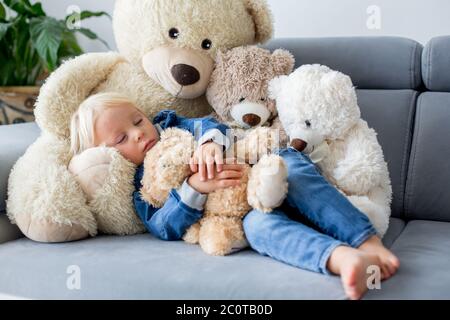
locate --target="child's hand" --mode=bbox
[190,141,224,181]
[188,164,245,194]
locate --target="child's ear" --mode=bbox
[268,75,288,100]
[272,49,295,75]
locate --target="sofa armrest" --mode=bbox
[0,122,41,214]
[0,214,23,244]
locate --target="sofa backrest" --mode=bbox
[265,37,424,220]
[2,37,448,224]
[404,36,450,222]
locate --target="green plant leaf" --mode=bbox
[27,53,43,85]
[12,17,29,57]
[76,27,109,49]
[1,1,110,86]
[30,16,64,71]
[10,16,31,84]
[59,30,83,59]
[64,10,111,31]
[0,2,6,20]
[4,0,45,17]
[64,10,111,26]
[0,55,16,86]
[30,2,45,17]
[0,22,11,41]
[80,10,111,20]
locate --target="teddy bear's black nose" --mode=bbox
[171,64,200,86]
[243,114,261,127]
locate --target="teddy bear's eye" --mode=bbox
[261,98,266,102]
[305,120,312,128]
[239,97,246,103]
[202,39,212,50]
[169,28,180,39]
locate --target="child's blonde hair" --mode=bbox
[70,92,137,155]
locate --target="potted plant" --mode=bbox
[0,0,109,125]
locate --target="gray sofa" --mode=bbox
[1,36,449,300]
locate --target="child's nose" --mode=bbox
[135,129,144,141]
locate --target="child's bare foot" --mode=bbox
[359,235,400,280]
[328,246,381,300]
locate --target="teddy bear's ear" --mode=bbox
[215,49,227,64]
[272,49,296,75]
[243,0,274,44]
[268,75,288,100]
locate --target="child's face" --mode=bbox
[94,103,159,165]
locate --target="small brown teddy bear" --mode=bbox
[206,45,296,147]
[140,128,287,256]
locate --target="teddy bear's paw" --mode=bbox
[14,214,90,243]
[248,155,288,212]
[198,217,248,256]
[69,147,115,202]
[8,135,99,242]
[183,223,201,244]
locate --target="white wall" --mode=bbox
[269,0,450,43]
[39,0,450,53]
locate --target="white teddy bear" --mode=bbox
[269,64,392,237]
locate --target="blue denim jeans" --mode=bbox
[243,148,377,275]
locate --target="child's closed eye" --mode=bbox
[116,134,127,144]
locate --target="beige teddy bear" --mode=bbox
[7,0,274,242]
[139,125,287,256]
[207,46,295,147]
[205,46,295,212]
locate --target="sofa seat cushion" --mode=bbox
[0,234,348,300]
[0,217,404,300]
[366,220,450,300]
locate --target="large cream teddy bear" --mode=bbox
[7,0,274,242]
[269,64,393,237]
